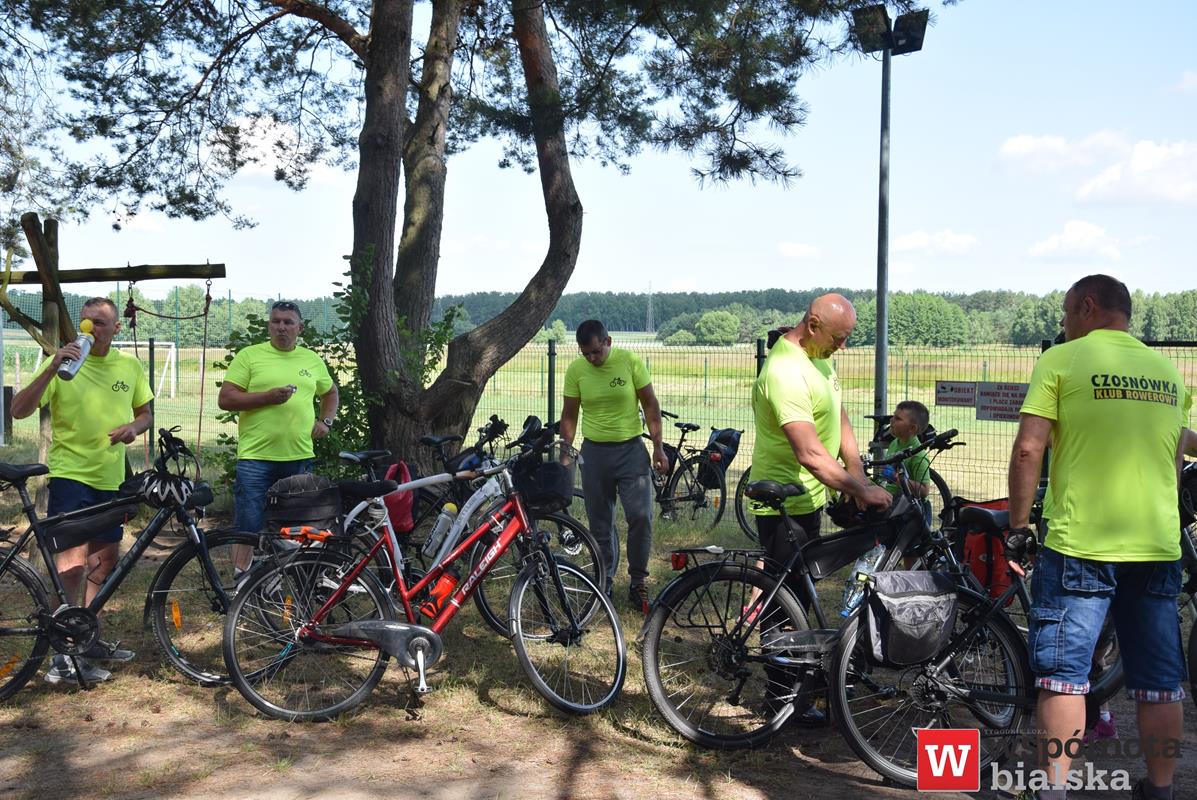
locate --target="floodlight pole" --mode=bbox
[872,46,892,452]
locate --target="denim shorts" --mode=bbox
[1028,546,1186,703]
[47,478,123,545]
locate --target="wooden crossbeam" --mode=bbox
[3,263,227,285]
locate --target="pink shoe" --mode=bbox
[1093,713,1118,740]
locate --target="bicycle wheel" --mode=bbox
[0,554,51,701]
[662,456,726,531]
[223,550,394,722]
[924,467,953,530]
[641,564,809,749]
[828,590,1032,788]
[145,529,260,686]
[733,467,758,542]
[509,559,625,714]
[472,511,605,637]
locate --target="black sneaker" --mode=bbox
[44,654,112,685]
[82,639,136,663]
[627,583,650,614]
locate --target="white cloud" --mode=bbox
[777,241,820,259]
[1001,131,1197,205]
[893,229,979,255]
[1076,140,1197,204]
[1178,70,1197,92]
[1028,220,1120,261]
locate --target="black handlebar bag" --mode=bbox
[865,570,958,667]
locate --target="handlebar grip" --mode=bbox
[661,410,678,419]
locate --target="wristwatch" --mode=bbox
[321,417,335,428]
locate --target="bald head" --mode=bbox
[795,293,857,358]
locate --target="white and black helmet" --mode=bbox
[139,472,196,508]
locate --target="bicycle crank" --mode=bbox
[318,619,444,690]
[45,604,101,656]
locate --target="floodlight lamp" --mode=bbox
[891,9,929,55]
[852,5,892,53]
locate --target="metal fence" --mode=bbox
[4,314,1196,525]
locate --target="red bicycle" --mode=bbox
[221,418,626,721]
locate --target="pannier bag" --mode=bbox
[958,497,1014,603]
[865,570,958,667]
[701,429,742,489]
[382,460,415,534]
[265,473,342,534]
[512,459,572,513]
[43,498,140,554]
[662,442,679,478]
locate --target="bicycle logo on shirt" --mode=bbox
[299,368,312,378]
[609,377,626,387]
[111,380,129,392]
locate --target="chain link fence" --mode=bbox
[4,302,1196,529]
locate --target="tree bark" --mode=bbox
[400,0,583,445]
[350,0,414,438]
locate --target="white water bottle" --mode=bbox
[57,319,95,381]
[840,543,886,617]
[422,502,459,559]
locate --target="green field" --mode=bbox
[4,336,1196,526]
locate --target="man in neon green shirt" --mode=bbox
[11,297,153,682]
[1009,275,1191,800]
[218,301,339,542]
[560,319,667,612]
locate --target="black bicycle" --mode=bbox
[648,410,728,531]
[0,428,222,696]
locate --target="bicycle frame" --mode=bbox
[299,486,536,645]
[0,478,204,616]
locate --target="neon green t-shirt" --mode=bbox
[37,348,154,490]
[225,342,334,461]
[563,348,651,442]
[1020,329,1191,561]
[883,435,930,495]
[750,336,842,515]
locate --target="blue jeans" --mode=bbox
[233,459,313,533]
[1028,546,1186,702]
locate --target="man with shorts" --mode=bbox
[1009,275,1190,800]
[10,297,153,684]
[751,294,892,721]
[218,301,338,555]
[559,319,667,612]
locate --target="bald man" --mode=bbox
[750,293,891,723]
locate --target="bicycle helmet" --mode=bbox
[138,471,196,508]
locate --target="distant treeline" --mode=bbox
[7,287,1192,350]
[438,288,1197,346]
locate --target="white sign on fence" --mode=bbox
[976,382,1030,422]
[935,381,977,407]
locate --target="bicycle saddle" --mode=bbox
[675,422,700,433]
[0,463,49,482]
[338,449,393,464]
[957,505,1010,536]
[338,480,399,503]
[420,435,463,447]
[744,480,806,508]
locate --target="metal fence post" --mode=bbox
[148,337,156,416]
[755,338,766,375]
[547,339,556,423]
[703,357,709,405]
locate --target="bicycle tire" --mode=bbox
[733,467,757,542]
[925,467,953,530]
[471,511,605,637]
[145,529,260,686]
[509,559,625,714]
[0,553,51,701]
[828,589,1032,788]
[223,549,394,722]
[662,456,726,531]
[641,564,809,749]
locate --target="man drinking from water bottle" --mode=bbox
[10,297,153,684]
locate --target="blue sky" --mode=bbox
[49,1,1197,301]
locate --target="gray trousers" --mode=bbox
[580,438,654,585]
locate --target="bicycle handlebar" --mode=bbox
[868,428,961,467]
